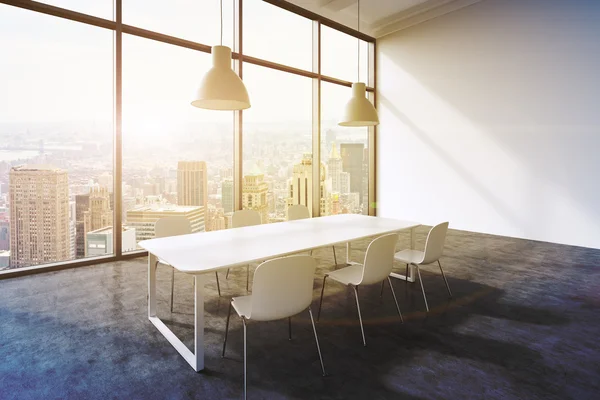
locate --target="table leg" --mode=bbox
[409,227,416,281]
[148,253,157,318]
[194,274,205,371]
[389,227,417,283]
[148,253,206,372]
[346,242,352,265]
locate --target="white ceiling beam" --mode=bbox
[319,0,357,12]
[373,0,483,37]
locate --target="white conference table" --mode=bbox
[139,214,420,371]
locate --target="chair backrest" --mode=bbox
[287,204,310,221]
[154,216,192,238]
[422,222,449,264]
[249,255,317,321]
[359,233,399,285]
[232,209,262,228]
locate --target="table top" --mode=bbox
[139,214,420,274]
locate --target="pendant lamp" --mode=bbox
[339,0,378,126]
[191,0,250,110]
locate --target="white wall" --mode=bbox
[377,0,600,249]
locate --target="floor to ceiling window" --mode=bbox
[243,0,313,70]
[241,64,313,223]
[321,83,370,216]
[122,36,234,249]
[0,0,376,274]
[0,4,114,269]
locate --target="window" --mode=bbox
[243,0,313,70]
[0,5,114,268]
[0,1,375,273]
[242,64,312,222]
[321,25,369,83]
[321,82,369,215]
[38,1,114,20]
[123,0,234,48]
[122,35,234,249]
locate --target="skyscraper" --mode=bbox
[75,193,90,258]
[177,161,207,207]
[83,186,113,256]
[340,172,351,194]
[327,142,343,193]
[68,201,76,259]
[287,153,330,217]
[0,218,9,251]
[9,165,70,268]
[340,143,365,202]
[243,169,269,224]
[222,178,234,214]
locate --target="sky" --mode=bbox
[0,0,370,138]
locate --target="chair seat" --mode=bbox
[394,249,425,265]
[232,295,252,319]
[327,264,363,286]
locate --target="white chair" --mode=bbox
[154,216,222,312]
[287,205,338,266]
[392,222,452,312]
[222,255,326,400]
[317,233,403,346]
[225,209,262,291]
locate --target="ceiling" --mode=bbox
[284,0,483,38]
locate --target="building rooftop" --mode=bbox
[11,164,65,172]
[128,204,203,213]
[88,226,134,235]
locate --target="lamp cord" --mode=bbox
[357,0,360,82]
[220,0,223,45]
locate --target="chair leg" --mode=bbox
[416,265,429,312]
[170,267,175,313]
[226,268,230,279]
[215,271,221,297]
[246,265,250,292]
[388,277,404,323]
[222,301,232,357]
[288,317,292,340]
[242,317,247,400]
[352,285,367,346]
[332,246,337,267]
[317,275,328,321]
[438,260,452,298]
[405,263,409,286]
[309,249,313,256]
[308,307,326,376]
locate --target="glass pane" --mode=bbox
[242,64,312,223]
[244,0,313,70]
[321,82,369,215]
[122,34,234,250]
[0,5,114,270]
[123,0,234,48]
[38,0,114,20]
[321,25,369,83]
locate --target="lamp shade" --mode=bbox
[338,82,379,127]
[191,45,251,110]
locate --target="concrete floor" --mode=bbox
[1,227,599,399]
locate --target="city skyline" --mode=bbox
[0,137,368,270]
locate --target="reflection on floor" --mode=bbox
[1,227,599,400]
